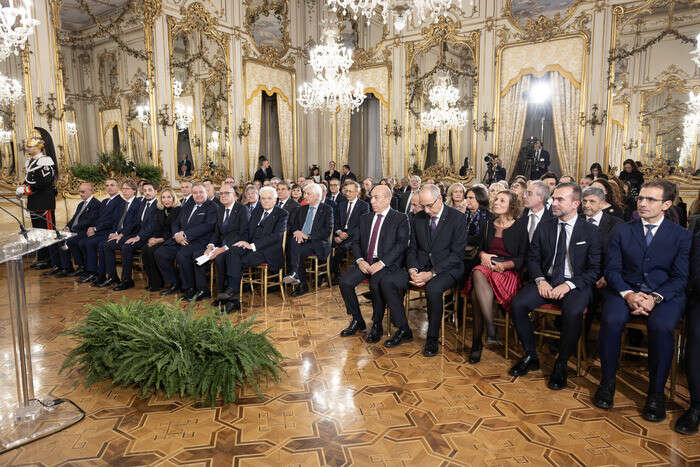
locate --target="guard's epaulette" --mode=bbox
[34,155,55,167]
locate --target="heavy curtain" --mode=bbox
[247,93,262,176]
[348,94,381,180]
[609,122,624,171]
[550,71,580,177]
[276,94,293,179]
[260,92,282,178]
[498,75,531,176]
[335,108,351,168]
[100,108,123,153]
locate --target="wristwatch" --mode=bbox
[652,292,663,304]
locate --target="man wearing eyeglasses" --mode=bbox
[380,184,467,356]
[595,180,691,424]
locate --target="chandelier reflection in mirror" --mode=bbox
[172,80,183,98]
[680,91,700,167]
[0,116,10,143]
[174,102,193,132]
[0,72,22,106]
[298,29,365,113]
[136,105,150,125]
[327,0,468,31]
[0,0,39,60]
[691,32,700,68]
[65,121,77,136]
[420,75,468,132]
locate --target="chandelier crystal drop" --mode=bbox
[136,105,150,125]
[0,0,39,60]
[0,72,23,106]
[298,29,365,113]
[65,121,77,136]
[327,0,456,31]
[174,102,193,132]
[420,75,468,132]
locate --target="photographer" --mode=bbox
[531,140,550,179]
[484,154,506,185]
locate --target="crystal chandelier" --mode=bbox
[327,0,460,31]
[691,32,700,68]
[65,121,77,136]
[0,72,23,106]
[136,105,150,125]
[420,75,468,131]
[172,80,183,98]
[174,102,193,132]
[298,29,365,113]
[0,0,39,60]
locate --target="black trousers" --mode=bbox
[194,250,228,292]
[30,209,55,262]
[510,282,591,363]
[686,296,700,408]
[339,265,390,324]
[155,241,204,290]
[287,240,318,286]
[226,247,267,296]
[381,270,457,340]
[142,243,164,288]
[331,239,353,275]
[103,236,145,282]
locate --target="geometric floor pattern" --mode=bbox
[1,267,699,466]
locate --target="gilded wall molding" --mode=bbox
[243,0,292,68]
[501,0,585,42]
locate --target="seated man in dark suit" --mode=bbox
[104,182,160,291]
[595,180,691,422]
[194,182,248,303]
[222,186,288,312]
[509,183,601,390]
[283,183,334,296]
[242,185,260,220]
[398,175,421,214]
[340,164,356,183]
[521,180,552,243]
[276,181,299,214]
[331,180,369,283]
[48,182,101,277]
[95,179,143,288]
[78,178,124,284]
[327,177,347,205]
[155,183,218,298]
[380,184,468,356]
[676,229,700,434]
[338,185,409,343]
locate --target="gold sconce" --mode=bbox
[384,119,403,144]
[623,138,639,151]
[35,93,65,131]
[237,118,251,142]
[157,105,172,136]
[580,104,607,136]
[473,112,495,141]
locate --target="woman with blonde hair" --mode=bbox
[142,188,182,291]
[446,182,467,212]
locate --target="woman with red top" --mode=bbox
[465,190,528,363]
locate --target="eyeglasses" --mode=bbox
[637,196,663,203]
[420,198,439,209]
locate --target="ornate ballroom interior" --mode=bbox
[1,0,700,465]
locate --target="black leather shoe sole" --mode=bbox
[384,334,413,348]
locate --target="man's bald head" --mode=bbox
[370,184,392,213]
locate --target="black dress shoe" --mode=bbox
[469,343,482,364]
[217,287,237,301]
[112,280,135,291]
[30,261,50,270]
[423,340,439,357]
[225,298,241,314]
[508,354,540,377]
[361,291,374,300]
[642,393,666,422]
[160,284,178,296]
[547,361,568,390]
[147,285,162,292]
[43,266,61,276]
[365,323,383,343]
[55,269,70,278]
[340,319,366,337]
[78,273,97,284]
[593,380,616,410]
[190,290,211,302]
[675,408,700,435]
[66,268,84,277]
[95,277,117,288]
[291,285,309,297]
[384,329,413,348]
[182,288,196,301]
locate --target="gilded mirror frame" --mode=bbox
[502,0,585,39]
[243,0,290,68]
[167,2,232,182]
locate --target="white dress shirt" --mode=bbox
[340,198,358,232]
[357,207,390,264]
[546,214,577,290]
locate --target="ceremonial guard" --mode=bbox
[15,127,58,269]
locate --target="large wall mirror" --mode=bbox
[168,2,231,180]
[0,51,30,184]
[57,0,152,165]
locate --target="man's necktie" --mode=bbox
[405,193,413,213]
[187,204,199,224]
[73,200,88,226]
[551,222,568,286]
[430,216,438,235]
[117,202,130,230]
[645,224,656,246]
[140,201,151,221]
[345,201,353,228]
[587,217,596,225]
[528,213,537,242]
[302,207,316,235]
[223,208,230,225]
[278,201,283,208]
[366,214,382,265]
[258,211,269,226]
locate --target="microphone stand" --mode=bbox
[0,203,29,239]
[0,192,64,240]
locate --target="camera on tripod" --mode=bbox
[484,153,497,167]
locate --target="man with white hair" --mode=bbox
[222,186,289,312]
[381,184,468,355]
[243,185,260,220]
[398,175,421,213]
[521,180,553,243]
[283,183,334,296]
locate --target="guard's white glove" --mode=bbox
[15,186,25,196]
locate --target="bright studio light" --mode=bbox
[529,81,551,104]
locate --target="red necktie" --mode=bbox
[366,214,382,265]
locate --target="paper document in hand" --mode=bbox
[195,253,211,266]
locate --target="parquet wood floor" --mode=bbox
[1,268,698,466]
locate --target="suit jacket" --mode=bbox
[253,167,273,183]
[92,195,125,235]
[398,190,419,214]
[327,192,347,205]
[324,170,340,181]
[152,206,181,239]
[691,231,700,295]
[521,206,554,221]
[595,212,624,269]
[335,198,369,237]
[247,205,289,271]
[210,201,248,248]
[133,199,160,240]
[352,209,409,270]
[278,197,299,214]
[173,200,218,246]
[478,217,529,270]
[407,205,468,280]
[113,197,143,236]
[67,197,101,233]
[244,201,259,220]
[605,218,691,304]
[181,195,194,212]
[535,149,550,169]
[341,171,357,183]
[529,216,601,290]
[289,202,334,258]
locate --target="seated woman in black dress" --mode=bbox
[591,178,624,219]
[142,188,181,291]
[464,185,493,274]
[464,190,528,363]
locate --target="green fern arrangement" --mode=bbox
[61,298,284,406]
